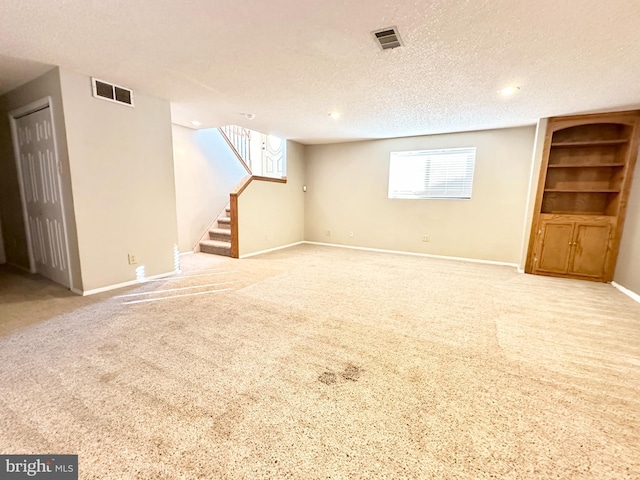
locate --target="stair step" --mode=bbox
[209,228,231,241]
[218,217,231,229]
[225,207,231,218]
[200,240,231,257]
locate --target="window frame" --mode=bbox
[387,147,477,200]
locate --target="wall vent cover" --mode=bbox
[91,78,134,107]
[372,26,403,50]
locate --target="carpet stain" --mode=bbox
[99,372,118,383]
[341,363,361,382]
[408,366,423,383]
[98,343,118,352]
[318,364,362,384]
[318,371,337,385]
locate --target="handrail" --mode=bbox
[219,125,252,175]
[252,175,286,184]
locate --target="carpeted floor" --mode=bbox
[0,244,639,479]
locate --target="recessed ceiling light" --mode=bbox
[499,86,520,96]
[329,112,341,119]
[245,113,256,120]
[191,120,202,127]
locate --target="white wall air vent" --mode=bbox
[91,78,134,107]
[372,26,403,50]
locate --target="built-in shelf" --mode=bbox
[544,188,620,193]
[547,163,626,168]
[543,211,616,216]
[528,112,640,282]
[550,139,628,148]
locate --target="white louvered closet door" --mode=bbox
[15,107,70,287]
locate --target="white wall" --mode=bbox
[614,150,640,296]
[304,126,536,264]
[59,68,178,292]
[172,125,247,252]
[238,141,305,256]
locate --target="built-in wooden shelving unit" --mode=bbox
[526,110,640,282]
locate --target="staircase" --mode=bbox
[197,126,251,259]
[199,206,231,257]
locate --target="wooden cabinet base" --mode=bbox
[531,215,614,282]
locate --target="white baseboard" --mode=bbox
[611,281,640,304]
[75,270,179,296]
[303,241,519,268]
[179,251,194,256]
[239,241,305,259]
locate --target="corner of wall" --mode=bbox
[518,117,549,271]
[613,148,640,296]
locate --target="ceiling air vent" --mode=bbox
[91,78,134,107]
[372,26,403,50]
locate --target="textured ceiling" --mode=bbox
[1,0,639,144]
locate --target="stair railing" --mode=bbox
[219,125,252,174]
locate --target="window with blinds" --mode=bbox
[388,147,476,199]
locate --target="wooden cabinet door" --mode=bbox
[535,221,574,274]
[569,222,611,278]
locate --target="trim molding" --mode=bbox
[303,241,519,268]
[239,241,305,259]
[611,281,640,304]
[74,270,179,296]
[179,251,194,256]
[237,240,519,268]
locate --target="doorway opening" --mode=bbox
[9,97,72,288]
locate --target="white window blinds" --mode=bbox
[388,147,476,199]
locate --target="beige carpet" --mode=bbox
[0,244,639,479]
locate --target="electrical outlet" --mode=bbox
[128,254,138,265]
[349,231,354,237]
[422,235,430,242]
[326,230,331,236]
